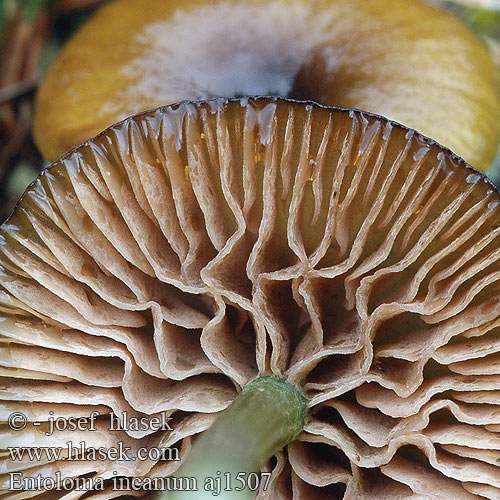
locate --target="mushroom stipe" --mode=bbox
[2,98,500,499]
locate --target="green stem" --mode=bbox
[164,376,306,500]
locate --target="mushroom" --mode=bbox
[33,0,500,171]
[3,97,500,499]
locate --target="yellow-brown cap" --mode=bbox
[34,0,500,171]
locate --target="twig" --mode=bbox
[0,77,39,104]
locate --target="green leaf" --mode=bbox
[8,161,40,197]
[22,0,60,21]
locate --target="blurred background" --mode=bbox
[0,0,499,224]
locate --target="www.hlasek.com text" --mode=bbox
[8,441,179,462]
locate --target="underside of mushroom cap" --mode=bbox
[3,98,500,499]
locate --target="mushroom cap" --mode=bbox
[33,0,500,171]
[4,98,500,498]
